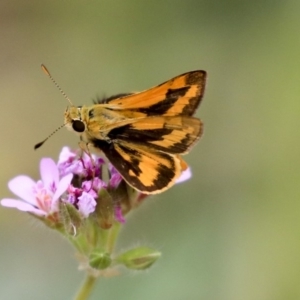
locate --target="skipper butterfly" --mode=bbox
[35,66,207,194]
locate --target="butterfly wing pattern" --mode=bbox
[90,70,207,194]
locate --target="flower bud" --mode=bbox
[116,247,161,270]
[89,250,112,270]
[59,201,82,236]
[93,189,114,229]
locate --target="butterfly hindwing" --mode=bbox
[92,138,181,194]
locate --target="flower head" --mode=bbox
[58,146,104,178]
[1,147,192,225]
[1,158,72,217]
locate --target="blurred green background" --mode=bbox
[1,1,300,299]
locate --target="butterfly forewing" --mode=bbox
[105,70,206,117]
[106,116,203,154]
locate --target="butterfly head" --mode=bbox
[65,106,88,134]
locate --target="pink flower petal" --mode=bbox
[176,167,192,184]
[77,192,96,217]
[115,206,126,223]
[81,181,97,198]
[110,173,122,188]
[8,176,36,205]
[40,158,59,189]
[57,147,75,164]
[1,199,46,216]
[53,173,73,202]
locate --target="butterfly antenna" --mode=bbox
[41,64,73,105]
[34,124,66,150]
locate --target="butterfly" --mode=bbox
[36,66,207,194]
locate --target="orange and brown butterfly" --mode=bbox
[36,66,207,194]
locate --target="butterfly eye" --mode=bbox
[72,120,85,132]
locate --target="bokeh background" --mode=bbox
[1,1,300,299]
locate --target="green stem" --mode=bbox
[105,222,121,253]
[73,223,122,300]
[74,274,97,300]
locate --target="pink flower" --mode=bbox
[58,146,104,178]
[1,158,72,216]
[176,167,192,184]
[109,171,123,189]
[77,192,97,218]
[82,177,107,197]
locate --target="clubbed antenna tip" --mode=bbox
[34,124,66,150]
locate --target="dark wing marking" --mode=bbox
[94,93,133,104]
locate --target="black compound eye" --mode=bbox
[72,120,85,132]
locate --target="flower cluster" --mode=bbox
[1,147,191,274]
[1,147,130,226]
